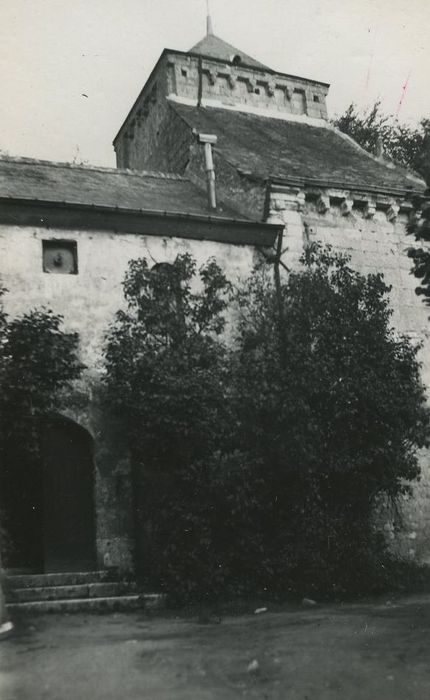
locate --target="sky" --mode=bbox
[0,0,429,167]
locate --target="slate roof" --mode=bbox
[189,34,269,70]
[171,102,425,195]
[0,156,248,220]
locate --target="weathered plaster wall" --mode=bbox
[0,225,255,366]
[0,224,257,571]
[268,186,430,563]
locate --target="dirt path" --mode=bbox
[1,595,430,699]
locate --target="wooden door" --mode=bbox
[41,417,96,572]
[0,453,44,572]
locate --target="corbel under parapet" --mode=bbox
[364,200,377,219]
[270,185,306,213]
[267,80,276,97]
[317,194,330,214]
[409,208,423,228]
[340,198,354,216]
[296,190,306,211]
[386,203,400,222]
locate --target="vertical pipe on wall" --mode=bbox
[198,134,218,210]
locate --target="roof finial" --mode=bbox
[206,0,214,35]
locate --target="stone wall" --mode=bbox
[268,184,430,563]
[114,56,170,169]
[117,98,193,173]
[166,52,329,119]
[0,223,257,571]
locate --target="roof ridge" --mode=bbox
[189,32,269,70]
[197,32,247,50]
[0,154,188,181]
[327,124,425,186]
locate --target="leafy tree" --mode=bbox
[230,244,430,594]
[333,102,430,181]
[0,289,84,566]
[104,247,430,600]
[103,254,233,594]
[407,198,430,305]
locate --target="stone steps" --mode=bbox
[8,581,136,603]
[6,595,142,614]
[5,571,164,614]
[5,570,111,589]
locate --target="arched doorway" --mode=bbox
[0,415,96,573]
[40,415,96,572]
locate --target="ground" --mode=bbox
[1,594,430,699]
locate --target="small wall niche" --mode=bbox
[42,240,78,274]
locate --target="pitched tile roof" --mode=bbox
[0,156,248,220]
[189,34,269,69]
[171,102,425,195]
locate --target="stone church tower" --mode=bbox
[114,17,430,561]
[113,16,329,174]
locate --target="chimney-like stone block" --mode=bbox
[387,204,400,222]
[317,194,330,214]
[340,198,354,216]
[364,201,376,219]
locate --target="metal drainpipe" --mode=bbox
[198,133,218,210]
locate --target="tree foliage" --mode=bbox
[0,296,84,457]
[0,288,84,558]
[333,101,430,182]
[103,254,232,467]
[104,248,430,600]
[407,199,430,304]
[103,254,233,593]
[230,244,430,592]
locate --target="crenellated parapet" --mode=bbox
[171,52,329,118]
[268,183,413,226]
